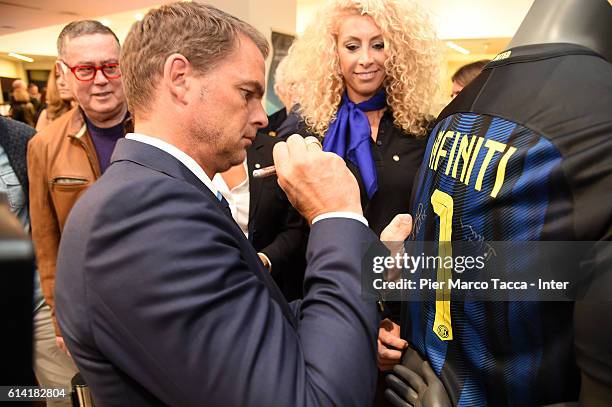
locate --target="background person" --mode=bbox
[28,83,42,104]
[260,56,304,138]
[9,79,25,103]
[28,83,44,122]
[9,87,37,127]
[36,64,75,131]
[450,59,489,98]
[27,19,130,364]
[287,0,439,237]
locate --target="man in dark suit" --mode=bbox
[55,3,410,406]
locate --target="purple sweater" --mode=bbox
[85,116,125,174]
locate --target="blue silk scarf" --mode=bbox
[322,89,386,198]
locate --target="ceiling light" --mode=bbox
[446,41,470,55]
[135,13,144,21]
[8,52,34,62]
[99,19,111,26]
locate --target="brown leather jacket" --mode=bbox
[28,107,132,333]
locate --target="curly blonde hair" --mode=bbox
[288,0,440,137]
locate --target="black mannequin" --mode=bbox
[510,2,612,405]
[385,1,612,406]
[508,0,612,62]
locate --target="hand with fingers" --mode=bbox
[272,134,362,224]
[385,347,451,407]
[377,318,407,371]
[56,336,72,357]
[379,213,412,283]
[376,214,412,372]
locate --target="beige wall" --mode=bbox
[193,0,296,86]
[0,57,27,104]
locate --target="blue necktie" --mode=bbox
[216,191,231,217]
[322,90,387,199]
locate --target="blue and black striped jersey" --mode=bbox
[402,43,612,406]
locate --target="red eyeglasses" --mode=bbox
[60,61,121,81]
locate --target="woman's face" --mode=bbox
[336,14,387,103]
[56,72,74,101]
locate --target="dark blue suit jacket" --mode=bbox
[55,138,381,406]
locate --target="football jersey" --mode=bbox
[402,43,612,406]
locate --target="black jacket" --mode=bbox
[0,117,35,203]
[247,133,308,300]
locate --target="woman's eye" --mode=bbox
[345,44,359,51]
[373,42,384,50]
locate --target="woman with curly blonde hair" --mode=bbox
[287,0,439,237]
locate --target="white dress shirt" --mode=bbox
[212,161,250,238]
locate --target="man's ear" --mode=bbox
[162,53,192,106]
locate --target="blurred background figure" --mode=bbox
[36,64,75,131]
[9,87,37,127]
[261,57,291,136]
[10,79,25,100]
[450,59,489,98]
[28,83,42,105]
[27,83,43,121]
[260,55,306,139]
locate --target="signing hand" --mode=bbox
[273,135,361,224]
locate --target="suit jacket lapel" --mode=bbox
[111,139,297,327]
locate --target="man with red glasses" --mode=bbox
[27,20,131,403]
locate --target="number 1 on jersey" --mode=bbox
[431,189,454,341]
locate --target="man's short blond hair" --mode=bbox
[121,2,269,117]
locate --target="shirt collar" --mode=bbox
[125,132,219,197]
[212,159,248,195]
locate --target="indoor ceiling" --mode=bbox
[0,0,168,35]
[0,0,531,59]
[0,51,55,61]
[0,0,535,36]
[443,37,511,61]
